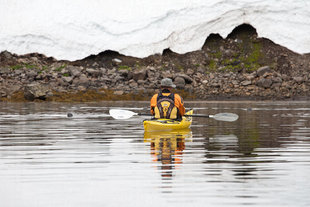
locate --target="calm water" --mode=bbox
[0,101,309,207]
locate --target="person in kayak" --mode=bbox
[150,78,185,120]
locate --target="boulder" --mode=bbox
[0,67,11,75]
[133,69,147,81]
[293,77,304,84]
[257,66,271,77]
[175,73,194,84]
[174,76,186,89]
[114,90,124,96]
[241,80,252,86]
[257,78,272,88]
[86,68,102,77]
[119,69,129,77]
[24,83,52,101]
[67,66,81,77]
[73,74,89,86]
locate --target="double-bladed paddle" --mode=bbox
[109,109,239,122]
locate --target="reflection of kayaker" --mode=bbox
[150,78,185,120]
[144,129,192,178]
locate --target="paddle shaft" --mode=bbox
[109,109,238,121]
[138,113,210,118]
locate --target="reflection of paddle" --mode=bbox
[109,109,239,122]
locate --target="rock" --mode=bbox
[272,77,282,83]
[132,69,147,81]
[202,80,208,85]
[24,83,51,101]
[119,69,129,77]
[175,73,194,84]
[77,86,87,91]
[114,90,124,95]
[67,66,81,77]
[0,67,11,75]
[257,78,272,88]
[1,51,13,59]
[272,82,282,88]
[79,74,89,83]
[184,85,194,93]
[174,76,186,89]
[186,69,195,75]
[293,77,304,84]
[241,80,252,86]
[245,74,256,80]
[129,81,138,88]
[0,87,7,97]
[197,68,205,74]
[257,66,271,77]
[137,80,145,85]
[26,70,37,80]
[7,83,22,95]
[62,76,73,83]
[86,68,102,77]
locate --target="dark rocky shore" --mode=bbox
[1,24,310,102]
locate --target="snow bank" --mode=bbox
[0,0,309,61]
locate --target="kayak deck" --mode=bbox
[143,110,193,132]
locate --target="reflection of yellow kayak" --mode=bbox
[144,128,192,140]
[143,110,193,132]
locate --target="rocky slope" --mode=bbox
[1,24,310,102]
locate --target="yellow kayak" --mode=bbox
[143,110,193,132]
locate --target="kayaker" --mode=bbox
[150,78,185,120]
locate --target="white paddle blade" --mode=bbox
[210,113,239,122]
[109,109,137,119]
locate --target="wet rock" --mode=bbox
[24,83,52,101]
[114,90,124,95]
[77,86,87,91]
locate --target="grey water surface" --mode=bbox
[0,101,309,207]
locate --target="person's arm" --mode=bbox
[175,94,185,116]
[150,94,157,115]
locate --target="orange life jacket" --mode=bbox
[150,91,185,119]
[154,92,178,119]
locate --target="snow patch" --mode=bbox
[0,0,309,61]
